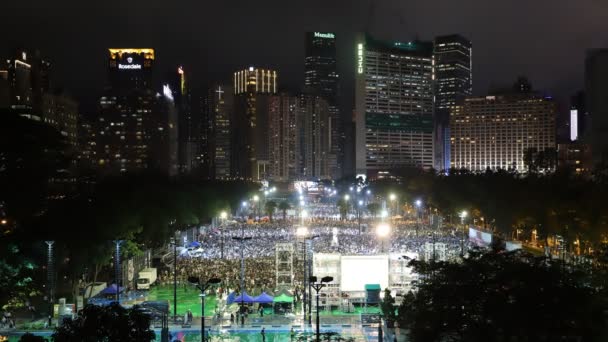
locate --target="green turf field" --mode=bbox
[147,285,218,317]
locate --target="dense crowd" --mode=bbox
[158,218,473,292]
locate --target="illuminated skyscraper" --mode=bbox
[450,94,556,173]
[232,67,278,180]
[433,35,472,172]
[207,84,234,179]
[297,94,331,179]
[94,48,177,176]
[304,32,342,178]
[354,35,434,176]
[268,93,298,181]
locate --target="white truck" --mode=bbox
[136,268,157,290]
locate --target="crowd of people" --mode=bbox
[158,215,474,293]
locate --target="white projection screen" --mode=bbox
[340,255,389,291]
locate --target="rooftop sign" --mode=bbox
[314,32,335,39]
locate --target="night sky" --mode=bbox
[4,0,608,116]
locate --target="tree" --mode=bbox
[52,303,155,342]
[366,203,381,218]
[380,288,396,326]
[398,249,608,342]
[19,333,46,342]
[265,200,277,222]
[278,201,290,221]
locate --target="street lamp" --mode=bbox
[459,210,468,256]
[310,276,334,342]
[389,193,396,201]
[301,210,308,225]
[344,194,350,201]
[376,223,391,253]
[219,211,228,259]
[188,277,221,342]
[253,195,260,218]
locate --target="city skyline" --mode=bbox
[4,0,608,115]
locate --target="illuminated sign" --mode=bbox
[118,63,141,70]
[162,84,174,101]
[357,44,363,74]
[570,109,578,141]
[314,32,335,39]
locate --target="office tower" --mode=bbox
[450,94,556,173]
[94,48,176,176]
[232,67,278,180]
[41,91,79,148]
[585,49,608,164]
[207,84,234,180]
[108,48,154,91]
[2,51,33,117]
[148,85,178,176]
[434,35,472,172]
[166,66,196,174]
[305,32,342,178]
[297,94,332,179]
[354,35,434,176]
[268,93,298,181]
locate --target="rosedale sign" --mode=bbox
[118,64,142,70]
[314,32,335,39]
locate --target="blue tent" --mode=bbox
[99,284,124,295]
[253,292,274,304]
[226,291,237,305]
[234,291,255,304]
[187,241,201,248]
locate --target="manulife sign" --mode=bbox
[314,32,335,39]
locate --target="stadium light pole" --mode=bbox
[460,210,468,256]
[344,195,350,220]
[188,277,221,342]
[389,193,397,217]
[310,276,334,342]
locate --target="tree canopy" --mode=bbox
[398,249,608,342]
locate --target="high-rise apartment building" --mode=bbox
[355,35,434,176]
[232,67,277,180]
[433,35,472,171]
[450,95,556,173]
[304,32,342,178]
[268,94,298,181]
[41,92,78,148]
[585,49,608,164]
[298,94,332,179]
[93,48,177,176]
[207,84,234,180]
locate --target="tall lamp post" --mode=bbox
[232,224,252,309]
[310,276,334,342]
[45,241,55,316]
[459,210,468,256]
[376,223,391,253]
[253,195,260,219]
[415,200,422,236]
[113,240,124,303]
[219,211,228,259]
[188,277,221,342]
[389,193,397,217]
